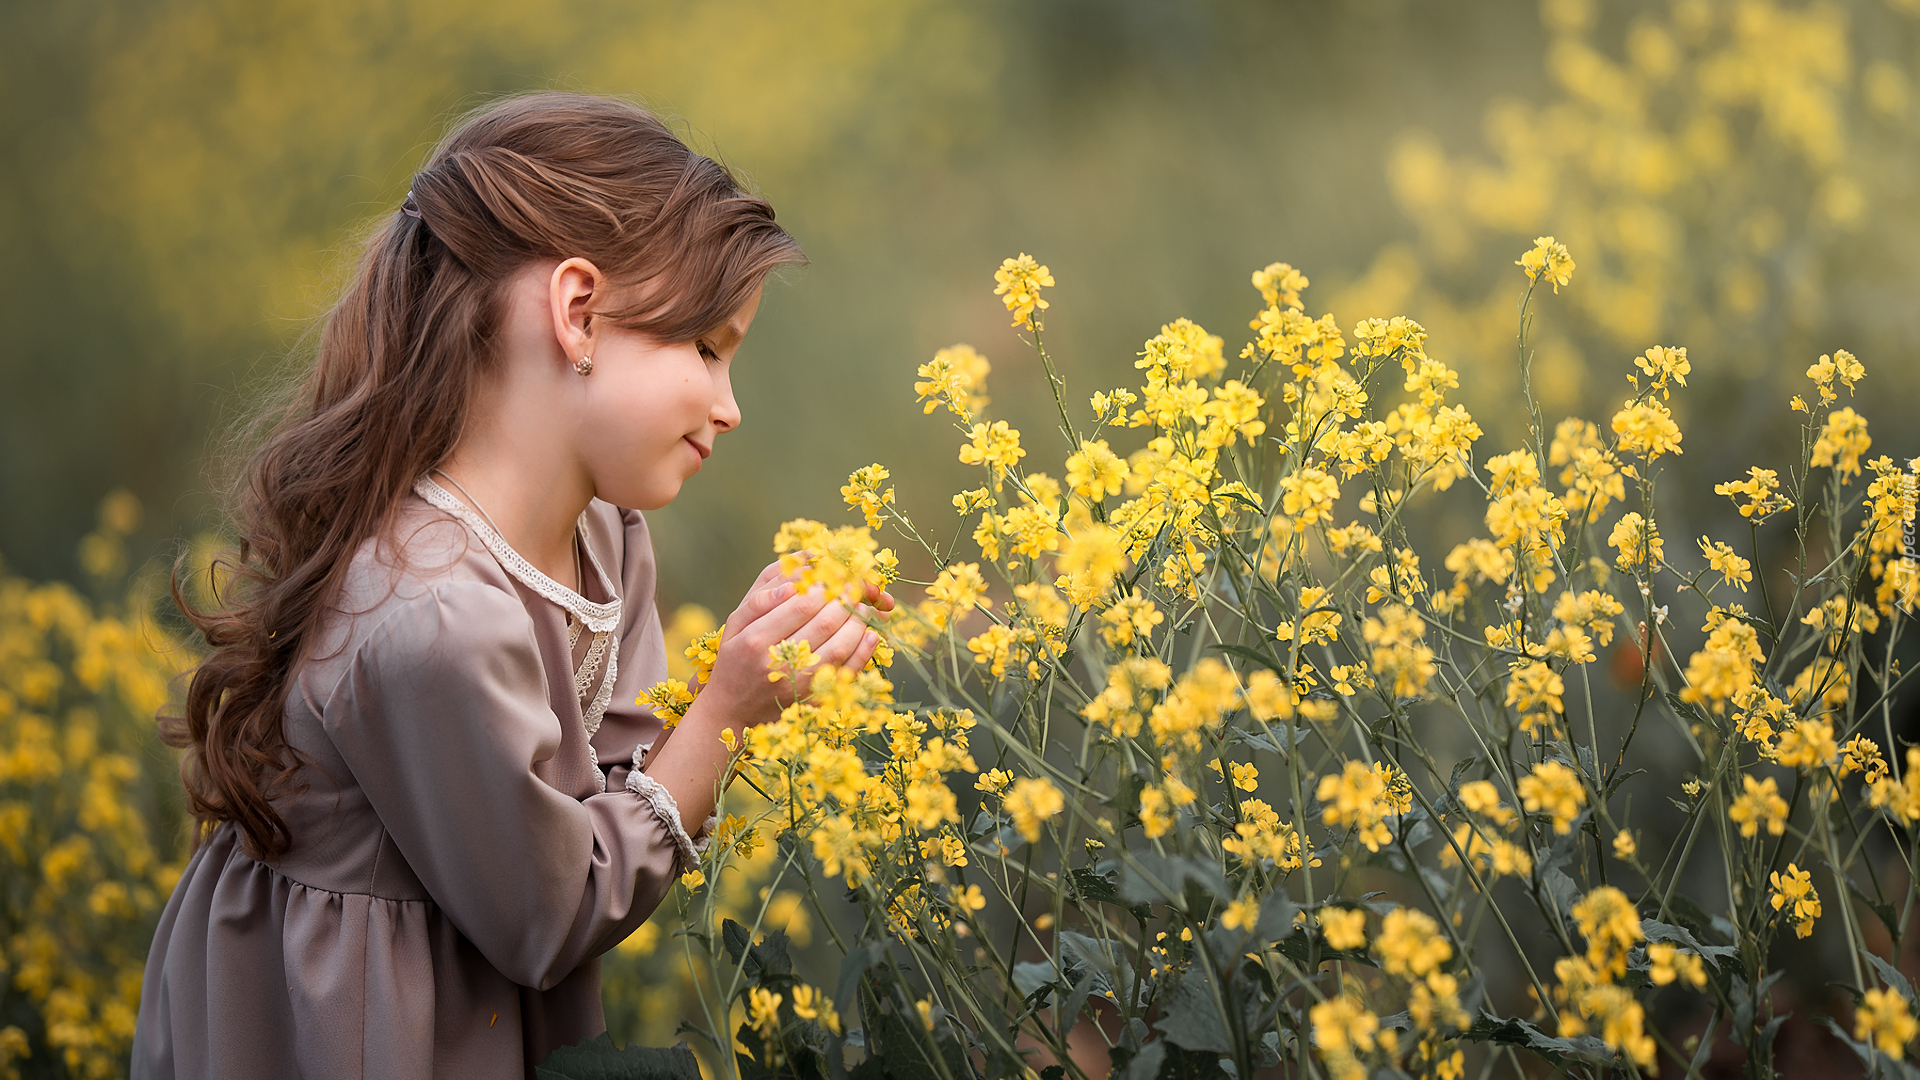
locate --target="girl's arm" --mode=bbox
[325,581,696,989]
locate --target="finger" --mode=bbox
[862,580,897,614]
[811,615,872,669]
[728,580,796,632]
[788,599,857,652]
[844,628,881,671]
[741,588,833,645]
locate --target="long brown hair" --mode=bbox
[169,93,804,859]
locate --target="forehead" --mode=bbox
[710,283,764,347]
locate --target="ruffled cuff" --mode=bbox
[625,757,717,870]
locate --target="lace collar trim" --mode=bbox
[413,476,622,634]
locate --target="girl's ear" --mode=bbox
[549,258,604,371]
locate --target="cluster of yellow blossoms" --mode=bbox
[0,495,194,1080]
[647,237,1920,1080]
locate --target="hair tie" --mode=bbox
[400,190,423,220]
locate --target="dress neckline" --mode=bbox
[412,476,622,633]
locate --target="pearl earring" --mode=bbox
[574,354,593,377]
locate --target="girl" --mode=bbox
[132,92,885,1079]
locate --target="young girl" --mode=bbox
[132,92,885,1080]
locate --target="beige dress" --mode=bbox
[132,481,701,1080]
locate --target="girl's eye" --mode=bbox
[697,342,721,363]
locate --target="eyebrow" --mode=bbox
[713,316,749,350]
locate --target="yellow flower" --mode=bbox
[841,464,896,529]
[1057,524,1126,605]
[1856,987,1918,1056]
[1228,761,1259,792]
[1775,718,1840,772]
[1516,236,1575,291]
[923,563,988,631]
[748,987,783,1036]
[1252,261,1309,310]
[1310,993,1380,1054]
[680,869,706,890]
[958,420,1027,483]
[1647,942,1708,989]
[974,768,1013,795]
[1064,439,1129,501]
[1769,863,1822,938]
[1485,449,1542,495]
[1518,761,1587,834]
[1633,345,1690,397]
[1138,318,1227,382]
[1870,749,1920,824]
[1457,780,1516,827]
[1811,407,1871,481]
[1098,595,1163,648]
[1376,907,1452,979]
[1608,512,1664,571]
[993,253,1054,328]
[1806,349,1865,404]
[790,985,842,1035]
[639,679,694,724]
[1714,467,1793,520]
[1571,886,1643,979]
[1610,398,1683,460]
[1612,831,1637,859]
[1220,894,1260,930]
[1317,907,1368,950]
[1278,466,1341,532]
[1004,777,1065,843]
[1317,760,1412,852]
[1355,602,1434,700]
[1728,774,1788,838]
[1697,537,1752,592]
[1505,661,1565,728]
[915,344,991,418]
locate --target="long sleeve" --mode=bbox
[321,579,684,991]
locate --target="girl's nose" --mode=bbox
[711,366,742,433]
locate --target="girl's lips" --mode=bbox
[684,436,710,460]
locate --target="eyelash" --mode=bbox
[697,342,721,363]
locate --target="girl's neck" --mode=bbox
[432,454,592,591]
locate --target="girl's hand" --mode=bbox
[692,561,893,730]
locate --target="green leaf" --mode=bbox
[722,918,751,965]
[1866,951,1917,1005]
[1118,1041,1165,1080]
[1538,866,1581,920]
[1152,969,1236,1056]
[1461,1015,1612,1066]
[1210,642,1287,676]
[835,944,879,1017]
[1821,1016,1920,1080]
[1152,1043,1230,1080]
[535,1034,703,1080]
[1118,853,1230,908]
[1641,918,1737,969]
[1069,865,1149,920]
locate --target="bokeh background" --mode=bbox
[6,0,1920,1074]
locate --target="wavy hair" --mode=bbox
[167,93,804,859]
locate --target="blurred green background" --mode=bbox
[9,0,1918,611]
[5,0,1866,606]
[7,0,1920,1069]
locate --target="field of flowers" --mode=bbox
[0,499,194,1080]
[635,244,1920,1080]
[7,2,1920,1077]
